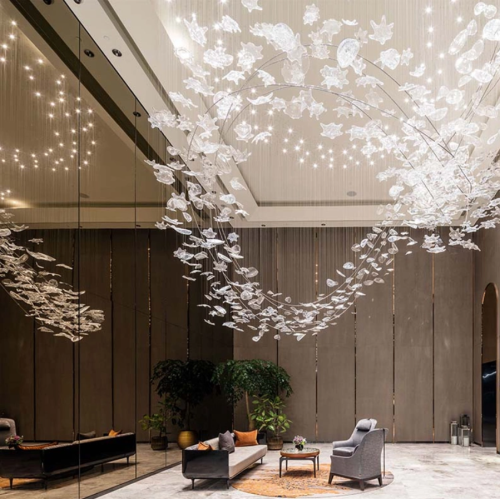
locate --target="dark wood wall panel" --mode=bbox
[78,230,113,435]
[135,231,151,442]
[112,231,138,436]
[35,230,75,441]
[355,228,394,438]
[233,228,278,430]
[0,243,35,440]
[317,228,356,441]
[434,244,473,441]
[395,232,433,442]
[277,228,316,440]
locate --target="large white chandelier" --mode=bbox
[147,1,500,341]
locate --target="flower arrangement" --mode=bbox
[293,435,307,451]
[5,435,23,448]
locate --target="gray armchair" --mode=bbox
[332,418,377,455]
[329,428,386,491]
[0,419,16,445]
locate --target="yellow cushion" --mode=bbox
[197,441,213,451]
[234,430,258,447]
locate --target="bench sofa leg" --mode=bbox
[127,457,130,466]
[9,478,13,489]
[359,480,365,491]
[226,479,230,489]
[191,479,195,490]
[261,457,263,464]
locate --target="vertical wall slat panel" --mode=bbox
[434,243,473,441]
[0,229,35,439]
[135,230,151,442]
[277,228,316,440]
[232,228,278,430]
[317,228,355,441]
[395,231,433,441]
[355,227,394,437]
[78,230,113,435]
[112,230,136,435]
[35,229,75,441]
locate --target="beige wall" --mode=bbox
[473,228,500,445]
[233,227,474,443]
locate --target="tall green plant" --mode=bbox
[250,396,291,438]
[151,359,215,429]
[212,359,292,430]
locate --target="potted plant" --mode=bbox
[212,360,292,433]
[293,435,307,451]
[5,435,23,449]
[250,396,291,450]
[151,359,215,450]
[140,401,172,451]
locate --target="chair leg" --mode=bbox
[191,479,195,490]
[261,457,263,464]
[328,473,334,485]
[359,480,365,491]
[226,479,230,489]
[9,478,13,490]
[378,475,383,486]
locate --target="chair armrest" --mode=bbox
[332,439,355,449]
[182,449,230,479]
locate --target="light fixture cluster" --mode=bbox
[144,0,500,343]
[0,21,97,176]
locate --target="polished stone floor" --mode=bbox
[100,443,500,499]
[0,444,182,499]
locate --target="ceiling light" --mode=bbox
[84,49,94,58]
[112,49,122,57]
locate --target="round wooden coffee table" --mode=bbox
[279,448,320,478]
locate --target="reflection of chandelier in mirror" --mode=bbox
[147,1,500,342]
[0,16,103,342]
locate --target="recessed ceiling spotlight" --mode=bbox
[84,49,94,58]
[347,191,357,197]
[133,111,141,117]
[74,0,82,4]
[43,0,53,4]
[112,48,122,57]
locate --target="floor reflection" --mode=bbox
[0,444,181,499]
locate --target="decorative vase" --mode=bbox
[295,444,304,451]
[267,436,283,451]
[150,435,168,451]
[177,430,198,450]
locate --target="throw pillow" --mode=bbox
[234,430,258,447]
[218,430,235,453]
[197,441,213,451]
[18,442,58,450]
[355,419,372,432]
[77,431,96,440]
[109,429,122,437]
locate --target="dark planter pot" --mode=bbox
[267,436,283,450]
[295,444,304,451]
[177,430,198,450]
[150,436,168,451]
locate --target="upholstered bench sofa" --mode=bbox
[182,435,267,489]
[0,433,136,489]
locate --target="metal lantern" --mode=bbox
[450,421,458,445]
[460,426,471,447]
[460,414,471,428]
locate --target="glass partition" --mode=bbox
[0,1,184,497]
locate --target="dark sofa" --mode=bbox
[0,433,136,489]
